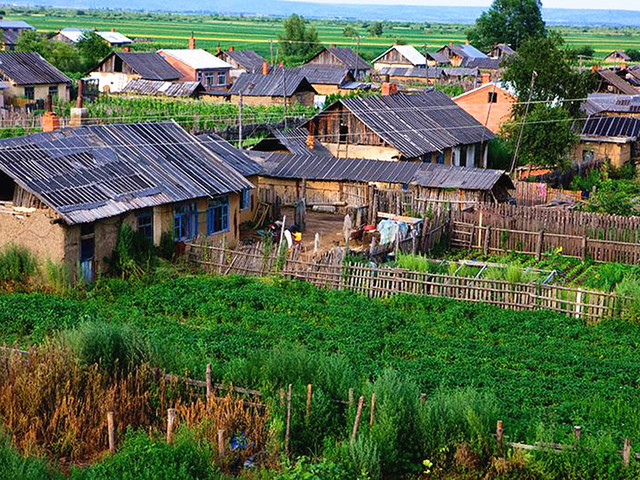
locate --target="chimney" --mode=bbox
[279,60,284,68]
[262,60,269,76]
[465,39,470,45]
[331,43,336,48]
[621,61,628,70]
[42,95,61,132]
[70,80,88,128]
[111,27,115,32]
[449,41,453,47]
[381,82,397,96]
[481,73,491,84]
[306,122,315,151]
[122,46,131,53]
[228,45,234,52]
[188,34,196,50]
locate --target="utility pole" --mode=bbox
[282,66,288,129]
[510,70,537,174]
[270,40,274,67]
[354,36,360,81]
[238,92,243,148]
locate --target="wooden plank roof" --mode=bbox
[598,69,638,95]
[222,50,265,73]
[112,52,182,81]
[0,122,252,225]
[120,79,203,97]
[228,71,316,97]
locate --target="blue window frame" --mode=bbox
[240,188,251,211]
[436,151,445,164]
[136,211,153,240]
[174,202,198,241]
[207,195,229,235]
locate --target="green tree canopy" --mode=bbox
[467,0,546,51]
[16,30,83,74]
[76,31,111,70]
[625,49,640,62]
[367,22,383,37]
[343,26,358,38]
[277,14,320,63]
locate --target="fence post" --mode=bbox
[206,363,212,401]
[107,411,116,453]
[351,395,364,440]
[306,383,312,421]
[167,408,176,444]
[217,429,226,458]
[582,235,588,260]
[348,388,354,407]
[623,438,631,466]
[484,226,491,255]
[535,230,544,261]
[496,420,503,450]
[369,393,376,427]
[284,383,292,456]
[574,425,581,442]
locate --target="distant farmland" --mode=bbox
[8,10,640,61]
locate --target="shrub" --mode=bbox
[0,244,38,284]
[110,224,156,279]
[615,276,640,322]
[0,430,58,480]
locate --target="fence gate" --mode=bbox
[450,221,476,249]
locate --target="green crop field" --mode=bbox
[4,7,640,62]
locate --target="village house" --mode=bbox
[0,20,35,51]
[293,65,367,95]
[53,28,133,47]
[216,46,266,79]
[88,51,182,93]
[254,151,514,208]
[583,93,640,118]
[305,46,372,81]
[0,121,253,282]
[595,69,638,95]
[376,66,443,86]
[250,127,332,155]
[158,41,232,93]
[227,69,317,107]
[119,79,204,98]
[372,45,427,71]
[488,44,515,60]
[604,50,631,64]
[301,87,495,164]
[0,52,71,105]
[453,81,516,133]
[436,43,501,70]
[577,115,640,167]
[425,51,450,67]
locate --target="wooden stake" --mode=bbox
[107,411,115,453]
[369,393,376,427]
[217,429,226,458]
[167,408,176,444]
[623,438,631,466]
[348,388,354,407]
[420,393,427,403]
[279,388,285,409]
[496,420,503,448]
[574,425,581,442]
[206,363,212,401]
[351,395,364,440]
[284,383,292,456]
[306,383,312,420]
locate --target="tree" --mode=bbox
[367,22,383,37]
[343,26,358,38]
[76,31,111,70]
[277,14,320,62]
[15,30,49,57]
[566,45,595,61]
[467,0,546,51]
[625,49,640,61]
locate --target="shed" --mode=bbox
[0,52,71,103]
[227,70,317,107]
[373,45,427,70]
[578,115,640,167]
[305,46,371,80]
[120,79,204,98]
[0,20,35,51]
[596,69,638,95]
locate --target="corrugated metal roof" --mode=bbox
[425,51,450,64]
[373,45,426,67]
[581,115,640,139]
[450,44,488,59]
[293,65,351,85]
[197,132,263,176]
[598,69,638,95]
[97,31,132,44]
[228,71,315,97]
[58,28,131,44]
[331,89,494,158]
[0,122,252,225]
[413,163,513,190]
[259,152,512,191]
[0,20,35,29]
[223,50,265,73]
[461,57,501,69]
[0,52,71,85]
[158,49,232,70]
[113,52,182,81]
[582,93,640,116]
[120,79,203,97]
[442,67,479,77]
[378,66,443,78]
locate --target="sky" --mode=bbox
[290,0,639,11]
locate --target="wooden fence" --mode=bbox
[451,204,640,264]
[513,181,583,206]
[186,242,618,322]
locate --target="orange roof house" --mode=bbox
[453,81,516,133]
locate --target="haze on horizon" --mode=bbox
[287,0,640,12]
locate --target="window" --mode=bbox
[48,85,58,99]
[488,92,498,103]
[136,211,153,240]
[207,195,229,235]
[436,151,445,164]
[204,72,215,87]
[114,55,123,72]
[24,86,34,100]
[174,202,198,241]
[216,71,227,86]
[240,188,251,211]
